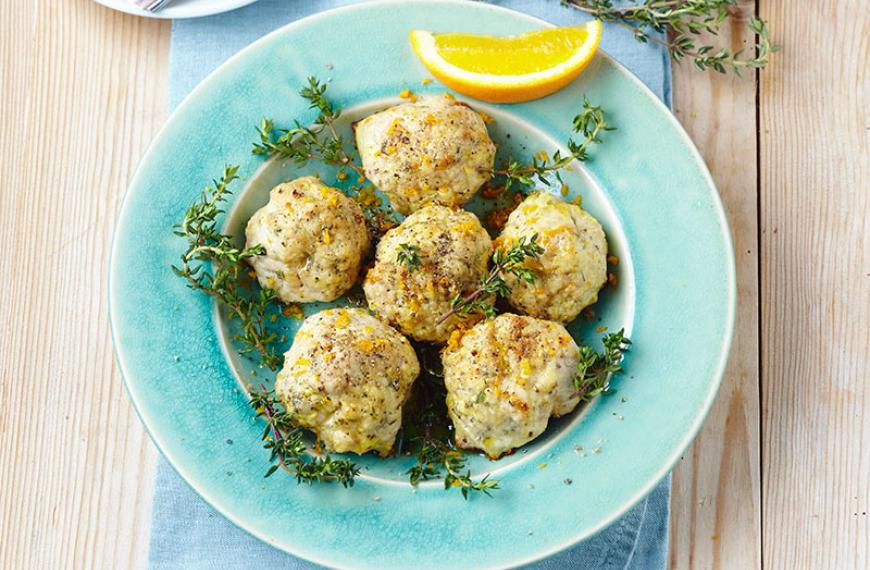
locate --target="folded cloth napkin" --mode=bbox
[148,1,673,568]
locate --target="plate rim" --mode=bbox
[93,0,261,20]
[109,1,736,567]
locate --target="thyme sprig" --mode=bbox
[407,436,500,499]
[250,387,360,486]
[172,165,282,370]
[253,76,366,179]
[397,243,421,271]
[438,234,545,324]
[492,98,613,192]
[564,1,780,74]
[574,328,632,401]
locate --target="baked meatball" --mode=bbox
[245,177,370,303]
[363,205,492,343]
[499,192,607,323]
[354,96,496,215]
[276,308,420,456]
[442,314,581,459]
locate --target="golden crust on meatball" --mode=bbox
[354,96,496,215]
[363,205,492,343]
[443,314,581,459]
[245,177,370,303]
[276,308,420,456]
[499,192,607,323]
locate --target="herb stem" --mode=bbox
[563,1,780,74]
[487,97,612,192]
[251,387,360,486]
[172,165,281,370]
[438,235,545,325]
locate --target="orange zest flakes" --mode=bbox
[322,228,332,245]
[582,307,596,321]
[337,170,348,181]
[399,89,412,99]
[357,339,375,353]
[520,360,533,378]
[510,397,529,412]
[295,357,312,367]
[595,325,607,334]
[481,184,505,199]
[443,92,455,100]
[560,184,569,197]
[323,352,335,363]
[282,304,304,319]
[421,77,432,85]
[335,312,351,329]
[445,328,467,351]
[607,273,618,287]
[607,255,620,266]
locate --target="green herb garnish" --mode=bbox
[172,165,281,370]
[574,328,632,402]
[492,97,612,192]
[253,77,366,180]
[396,243,421,271]
[250,387,359,486]
[438,234,545,324]
[407,436,499,499]
[564,1,780,74]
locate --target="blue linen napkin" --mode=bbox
[149,1,672,568]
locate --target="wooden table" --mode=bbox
[1,1,867,568]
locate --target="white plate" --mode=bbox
[94,0,260,19]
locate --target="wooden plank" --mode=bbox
[668,2,762,568]
[760,0,870,568]
[0,1,170,568]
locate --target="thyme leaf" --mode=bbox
[574,328,632,401]
[396,243,422,271]
[491,97,613,192]
[252,76,366,180]
[171,165,282,370]
[438,234,545,324]
[563,1,780,74]
[250,387,360,486]
[252,77,400,236]
[407,436,500,499]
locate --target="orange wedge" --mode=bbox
[409,21,602,103]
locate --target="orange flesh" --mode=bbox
[433,27,591,75]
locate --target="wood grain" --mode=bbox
[668,2,762,568]
[0,1,169,568]
[760,1,870,568]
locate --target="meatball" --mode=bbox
[442,314,581,459]
[499,192,607,323]
[276,308,420,456]
[363,205,492,343]
[245,177,370,303]
[354,96,496,215]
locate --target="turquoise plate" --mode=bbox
[109,1,735,568]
